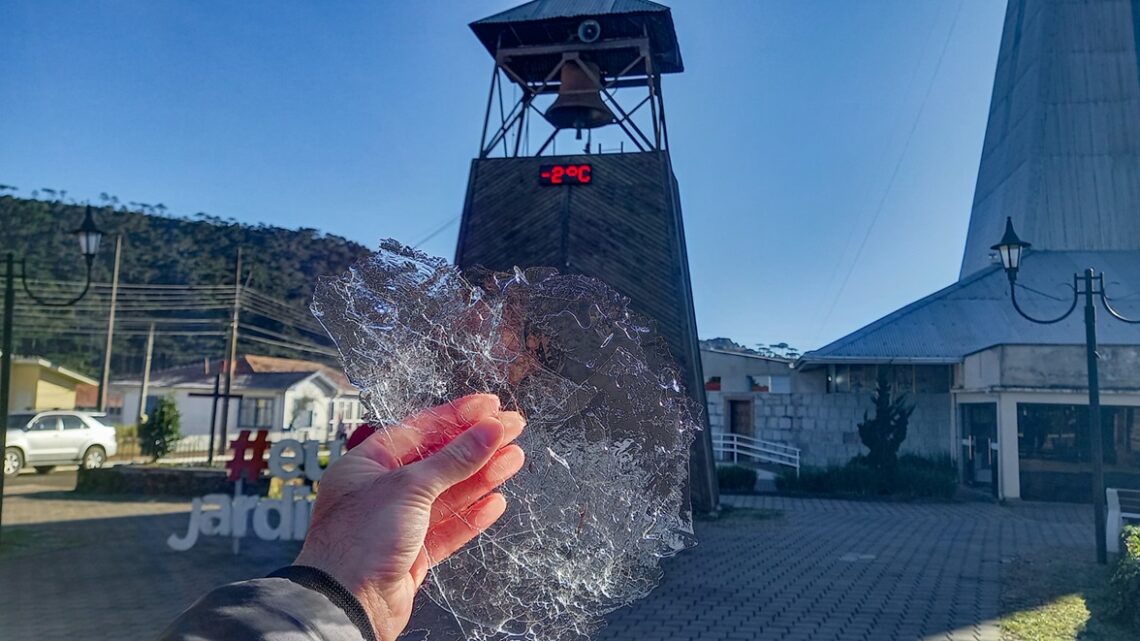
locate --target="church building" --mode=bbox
[791,0,1140,502]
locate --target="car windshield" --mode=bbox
[6,413,36,429]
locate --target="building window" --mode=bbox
[291,410,314,429]
[748,376,769,392]
[705,376,721,391]
[831,364,875,393]
[829,365,950,394]
[914,365,951,393]
[1017,403,1140,502]
[239,398,275,428]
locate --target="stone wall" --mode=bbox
[708,391,952,467]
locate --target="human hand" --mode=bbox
[294,394,526,641]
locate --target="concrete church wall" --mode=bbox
[709,391,951,467]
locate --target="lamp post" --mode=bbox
[992,216,1140,565]
[1,205,105,545]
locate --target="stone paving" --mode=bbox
[0,473,1094,641]
[599,495,1092,641]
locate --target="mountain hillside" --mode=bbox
[1,195,372,376]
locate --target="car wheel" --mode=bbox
[82,446,107,470]
[34,466,56,475]
[4,448,23,477]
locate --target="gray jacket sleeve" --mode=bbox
[158,566,376,641]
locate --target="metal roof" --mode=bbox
[473,0,670,24]
[801,251,1140,366]
[469,0,683,77]
[119,368,319,392]
[10,356,99,386]
[112,355,353,394]
[960,0,1140,277]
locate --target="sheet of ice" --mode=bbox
[312,240,698,641]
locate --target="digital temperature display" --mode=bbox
[539,163,592,186]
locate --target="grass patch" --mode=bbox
[1001,549,1134,641]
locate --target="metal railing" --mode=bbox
[114,429,350,466]
[712,432,800,477]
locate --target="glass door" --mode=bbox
[960,403,998,495]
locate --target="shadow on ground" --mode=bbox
[0,484,1118,641]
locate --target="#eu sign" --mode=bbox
[539,163,592,186]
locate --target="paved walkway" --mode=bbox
[599,495,1092,641]
[0,475,1094,641]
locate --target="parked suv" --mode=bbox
[5,411,118,477]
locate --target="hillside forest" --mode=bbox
[0,194,372,379]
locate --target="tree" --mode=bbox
[139,396,182,461]
[1,194,370,374]
[857,368,914,472]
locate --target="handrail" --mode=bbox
[712,432,800,477]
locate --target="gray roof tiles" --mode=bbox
[472,0,669,24]
[802,251,1140,365]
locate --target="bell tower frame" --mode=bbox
[477,32,671,158]
[457,0,719,513]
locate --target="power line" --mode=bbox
[240,334,338,358]
[238,322,334,351]
[25,329,226,338]
[814,0,964,344]
[239,301,326,334]
[412,215,461,249]
[8,276,339,362]
[240,296,320,325]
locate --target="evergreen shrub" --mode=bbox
[1107,525,1140,630]
[717,465,758,493]
[139,397,181,461]
[776,454,956,500]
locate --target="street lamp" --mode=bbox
[1,204,105,545]
[992,216,1140,565]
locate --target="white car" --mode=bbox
[5,411,119,476]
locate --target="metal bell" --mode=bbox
[544,60,615,133]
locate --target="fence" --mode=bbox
[712,432,801,476]
[114,430,343,466]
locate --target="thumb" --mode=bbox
[407,417,504,497]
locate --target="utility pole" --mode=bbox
[218,249,242,454]
[0,253,15,545]
[207,370,221,465]
[136,322,155,428]
[98,234,122,410]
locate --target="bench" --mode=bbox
[1107,488,1140,554]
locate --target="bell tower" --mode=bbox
[456,0,718,512]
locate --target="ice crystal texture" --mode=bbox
[312,240,698,641]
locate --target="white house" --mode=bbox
[112,354,364,445]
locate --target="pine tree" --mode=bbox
[857,368,915,472]
[139,396,181,461]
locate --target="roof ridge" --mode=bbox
[805,261,1003,358]
[473,0,670,25]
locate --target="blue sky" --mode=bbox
[0,0,1007,352]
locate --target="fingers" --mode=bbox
[393,408,523,465]
[405,417,504,497]
[349,394,502,467]
[411,493,508,586]
[498,410,525,447]
[429,444,524,525]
